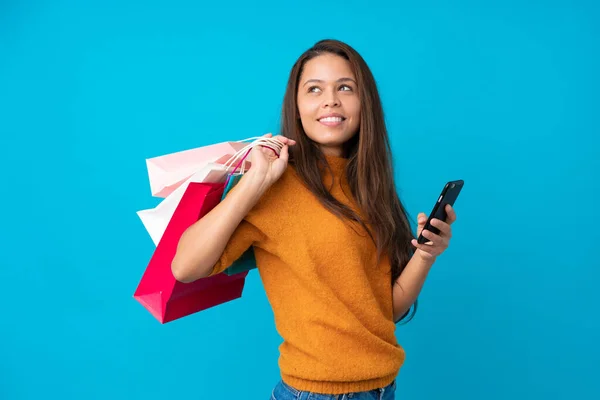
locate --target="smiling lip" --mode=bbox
[318,113,346,127]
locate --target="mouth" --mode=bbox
[318,115,346,127]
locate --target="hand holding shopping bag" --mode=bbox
[133,136,285,323]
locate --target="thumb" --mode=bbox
[417,212,427,235]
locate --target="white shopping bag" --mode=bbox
[146,141,251,198]
[137,136,284,246]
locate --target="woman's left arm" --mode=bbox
[392,204,457,322]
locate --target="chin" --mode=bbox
[309,129,352,144]
[310,137,345,148]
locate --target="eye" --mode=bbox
[308,86,321,93]
[339,84,353,91]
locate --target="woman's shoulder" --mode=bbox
[243,166,305,232]
[247,165,304,213]
[260,165,301,202]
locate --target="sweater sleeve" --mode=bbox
[207,218,265,277]
[206,170,281,277]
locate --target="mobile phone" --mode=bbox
[417,180,464,244]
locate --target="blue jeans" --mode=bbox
[270,379,396,400]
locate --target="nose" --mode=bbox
[322,88,340,108]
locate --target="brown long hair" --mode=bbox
[280,39,416,292]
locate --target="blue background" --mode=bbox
[1,0,598,399]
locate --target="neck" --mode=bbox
[320,145,344,158]
[323,153,348,180]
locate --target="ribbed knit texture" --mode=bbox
[208,155,405,394]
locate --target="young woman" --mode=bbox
[172,39,457,400]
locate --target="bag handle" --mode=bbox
[223,137,284,174]
[221,137,285,190]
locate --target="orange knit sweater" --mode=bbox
[208,154,405,394]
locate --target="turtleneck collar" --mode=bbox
[323,154,349,177]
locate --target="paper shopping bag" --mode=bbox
[133,181,251,324]
[135,136,284,307]
[138,136,282,246]
[145,141,251,198]
[222,247,256,276]
[137,162,238,246]
[219,172,258,276]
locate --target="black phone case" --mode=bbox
[417,180,464,244]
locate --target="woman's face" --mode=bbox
[297,53,361,157]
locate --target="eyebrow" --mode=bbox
[302,77,357,87]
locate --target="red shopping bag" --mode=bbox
[133,181,249,324]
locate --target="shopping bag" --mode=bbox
[219,172,257,277]
[145,140,250,198]
[134,137,284,322]
[133,181,250,324]
[137,162,240,246]
[137,136,283,246]
[222,247,257,276]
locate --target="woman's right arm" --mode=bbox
[171,134,295,283]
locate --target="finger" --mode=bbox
[420,229,445,245]
[445,204,457,224]
[275,135,296,146]
[430,218,452,237]
[261,145,279,157]
[416,212,427,236]
[412,237,434,247]
[277,144,289,163]
[411,239,436,253]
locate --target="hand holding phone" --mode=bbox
[417,180,464,244]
